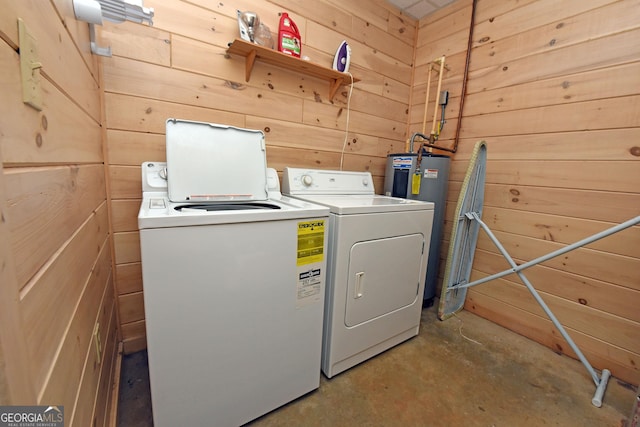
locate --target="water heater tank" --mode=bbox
[384,152,450,306]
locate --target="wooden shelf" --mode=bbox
[226,38,359,100]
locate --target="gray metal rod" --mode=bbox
[453,215,640,290]
[471,213,601,386]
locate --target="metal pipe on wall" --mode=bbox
[450,0,477,153]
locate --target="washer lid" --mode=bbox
[166,119,268,203]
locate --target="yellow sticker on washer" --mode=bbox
[297,220,325,266]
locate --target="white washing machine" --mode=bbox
[282,168,434,378]
[138,120,330,427]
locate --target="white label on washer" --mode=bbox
[423,168,438,179]
[297,268,322,306]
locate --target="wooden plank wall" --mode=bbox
[411,0,640,385]
[0,1,119,424]
[102,0,418,353]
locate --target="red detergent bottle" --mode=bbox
[278,13,301,57]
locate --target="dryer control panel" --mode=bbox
[283,168,375,195]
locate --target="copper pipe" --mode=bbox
[451,0,477,154]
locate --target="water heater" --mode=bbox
[384,152,450,306]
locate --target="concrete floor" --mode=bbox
[117,304,635,426]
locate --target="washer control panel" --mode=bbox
[282,167,374,195]
[142,161,168,192]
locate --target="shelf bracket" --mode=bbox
[329,78,341,100]
[244,49,257,82]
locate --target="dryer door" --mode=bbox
[345,234,424,327]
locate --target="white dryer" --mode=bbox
[282,168,434,378]
[139,120,330,427]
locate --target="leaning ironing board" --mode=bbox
[438,140,640,407]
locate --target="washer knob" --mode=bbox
[362,178,369,186]
[301,175,313,186]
